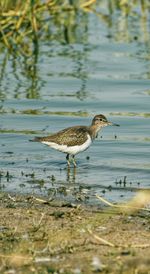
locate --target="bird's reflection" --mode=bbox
[66,166,77,183]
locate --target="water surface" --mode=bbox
[0,2,150,205]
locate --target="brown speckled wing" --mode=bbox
[37,126,89,147]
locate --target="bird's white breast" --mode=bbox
[42,134,92,155]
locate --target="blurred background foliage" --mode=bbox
[0,0,150,100]
[0,0,150,56]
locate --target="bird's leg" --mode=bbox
[72,155,77,168]
[66,154,70,167]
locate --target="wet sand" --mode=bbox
[0,192,150,274]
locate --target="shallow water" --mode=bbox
[0,2,150,204]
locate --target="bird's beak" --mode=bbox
[107,121,120,127]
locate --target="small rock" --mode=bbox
[91,256,104,272]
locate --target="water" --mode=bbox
[0,2,150,205]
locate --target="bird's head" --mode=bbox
[91,114,120,128]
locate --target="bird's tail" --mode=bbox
[29,136,42,142]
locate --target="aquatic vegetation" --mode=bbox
[0,0,96,55]
[110,112,150,118]
[0,0,150,56]
[0,0,150,101]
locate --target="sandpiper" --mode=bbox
[32,114,119,167]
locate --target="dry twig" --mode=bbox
[96,194,150,212]
[88,229,150,249]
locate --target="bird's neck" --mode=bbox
[88,125,103,140]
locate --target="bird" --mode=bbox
[32,114,119,167]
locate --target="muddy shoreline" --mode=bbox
[0,192,150,273]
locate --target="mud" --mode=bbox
[0,192,150,274]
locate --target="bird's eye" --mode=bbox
[99,119,103,121]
